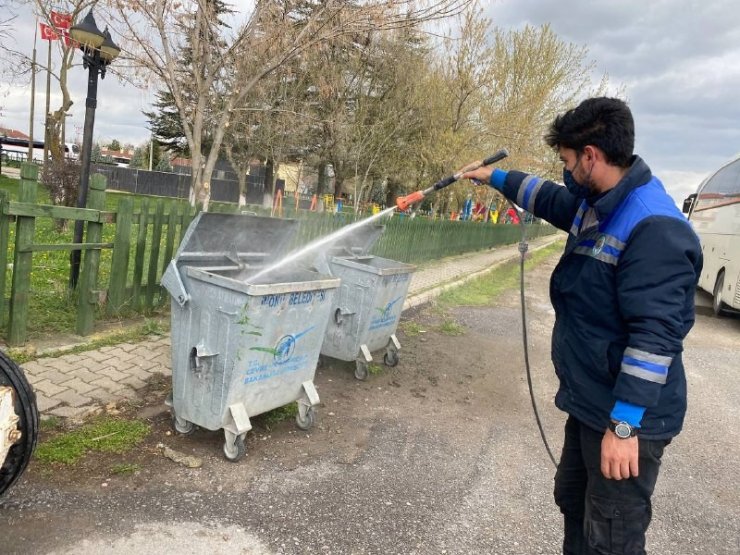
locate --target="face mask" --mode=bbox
[563,169,592,198]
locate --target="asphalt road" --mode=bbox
[1,254,738,554]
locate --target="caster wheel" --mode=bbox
[354,360,369,381]
[223,434,247,462]
[172,414,195,436]
[383,350,399,367]
[296,406,315,431]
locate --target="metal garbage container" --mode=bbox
[314,225,416,380]
[161,213,340,461]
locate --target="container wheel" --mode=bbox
[171,414,196,436]
[384,349,400,367]
[712,271,726,317]
[354,360,369,381]
[223,434,247,462]
[296,406,315,431]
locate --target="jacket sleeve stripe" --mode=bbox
[624,347,673,367]
[623,356,668,375]
[621,362,668,384]
[521,177,545,212]
[516,175,539,209]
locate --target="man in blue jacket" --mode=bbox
[462,97,702,555]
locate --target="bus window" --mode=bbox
[700,159,740,197]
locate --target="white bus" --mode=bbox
[0,137,79,163]
[683,154,740,316]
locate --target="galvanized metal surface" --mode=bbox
[321,254,415,362]
[162,213,340,454]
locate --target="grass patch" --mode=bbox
[400,321,426,337]
[111,463,141,475]
[34,417,151,465]
[438,319,465,336]
[39,416,63,432]
[259,403,298,428]
[368,362,384,376]
[436,241,564,308]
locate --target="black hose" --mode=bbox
[510,202,558,468]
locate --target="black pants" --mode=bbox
[553,416,669,555]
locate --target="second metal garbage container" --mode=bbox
[162,213,340,461]
[314,225,416,380]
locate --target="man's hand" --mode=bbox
[601,429,639,480]
[460,165,493,185]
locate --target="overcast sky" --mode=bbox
[2,0,738,204]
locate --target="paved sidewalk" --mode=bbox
[21,233,563,419]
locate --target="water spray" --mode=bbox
[394,149,509,211]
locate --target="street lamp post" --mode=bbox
[68,10,120,289]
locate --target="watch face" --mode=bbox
[615,422,633,439]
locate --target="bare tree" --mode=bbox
[105,0,473,209]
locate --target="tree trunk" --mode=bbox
[334,176,343,198]
[316,161,327,196]
[265,158,275,199]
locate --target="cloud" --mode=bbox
[485,0,740,178]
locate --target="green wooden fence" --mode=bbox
[0,163,555,345]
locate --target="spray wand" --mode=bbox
[395,148,509,211]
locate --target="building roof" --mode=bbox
[0,127,30,141]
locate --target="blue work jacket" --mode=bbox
[496,156,702,439]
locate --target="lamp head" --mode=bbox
[70,10,105,49]
[99,28,121,63]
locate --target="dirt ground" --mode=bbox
[2,251,739,554]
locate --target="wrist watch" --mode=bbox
[609,420,637,439]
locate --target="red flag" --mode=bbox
[39,22,59,41]
[50,11,72,30]
[62,30,79,49]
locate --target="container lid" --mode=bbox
[312,223,384,274]
[173,212,299,270]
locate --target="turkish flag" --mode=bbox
[39,23,59,41]
[62,30,79,49]
[50,11,72,30]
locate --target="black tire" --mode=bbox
[712,271,726,317]
[354,361,369,381]
[296,407,315,431]
[171,414,196,436]
[0,350,39,498]
[223,434,246,462]
[383,350,399,367]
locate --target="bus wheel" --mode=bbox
[712,271,726,317]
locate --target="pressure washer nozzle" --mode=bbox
[396,190,425,211]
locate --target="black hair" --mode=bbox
[544,97,634,167]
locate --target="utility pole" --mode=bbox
[28,23,38,162]
[43,38,51,167]
[148,135,153,171]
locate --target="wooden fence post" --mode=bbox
[8,163,38,345]
[132,200,149,311]
[145,199,165,310]
[0,190,9,326]
[107,197,133,315]
[76,174,107,336]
